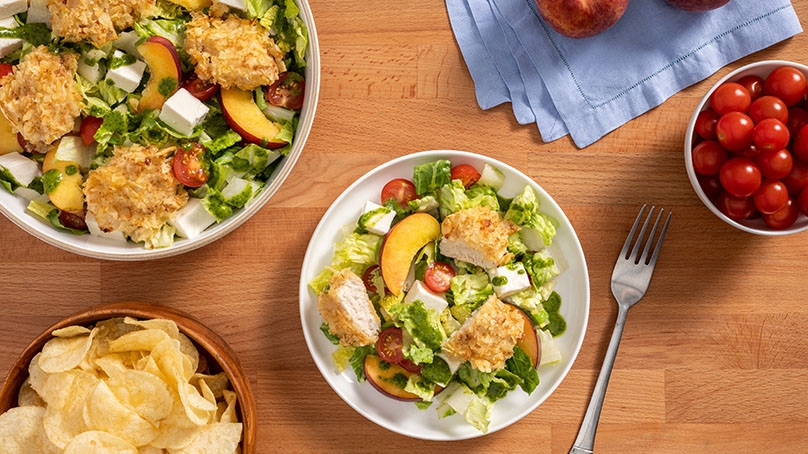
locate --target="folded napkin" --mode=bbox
[446,0,803,147]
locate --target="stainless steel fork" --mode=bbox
[570,205,672,454]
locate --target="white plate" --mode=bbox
[0,0,320,260]
[299,150,590,440]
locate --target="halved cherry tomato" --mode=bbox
[266,72,305,110]
[79,116,104,146]
[450,164,481,188]
[173,143,208,188]
[0,63,12,79]
[181,75,219,101]
[424,261,456,293]
[399,358,422,374]
[362,265,382,293]
[376,327,405,364]
[381,178,417,208]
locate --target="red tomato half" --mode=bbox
[376,327,405,364]
[424,261,456,293]
[0,63,12,79]
[450,164,481,188]
[362,265,382,293]
[381,178,417,208]
[79,116,104,146]
[173,143,209,188]
[181,75,219,101]
[266,72,305,110]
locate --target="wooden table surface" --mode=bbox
[2,1,808,453]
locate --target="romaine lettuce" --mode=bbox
[504,185,558,249]
[308,233,382,294]
[413,159,451,195]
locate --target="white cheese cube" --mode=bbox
[404,280,448,314]
[360,201,395,236]
[0,152,40,186]
[104,51,146,93]
[169,198,217,239]
[85,212,127,242]
[0,16,21,58]
[0,0,25,20]
[25,0,50,23]
[214,0,246,11]
[488,262,531,299]
[159,88,210,137]
[55,136,92,170]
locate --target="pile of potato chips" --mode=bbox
[0,317,243,453]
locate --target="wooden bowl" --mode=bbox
[0,301,256,452]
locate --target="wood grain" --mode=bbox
[2,1,808,452]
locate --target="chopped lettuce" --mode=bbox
[523,249,560,292]
[506,346,539,394]
[504,185,558,250]
[436,381,494,433]
[389,300,444,351]
[538,328,562,366]
[309,233,382,294]
[449,271,493,323]
[438,179,468,218]
[505,288,550,328]
[413,159,451,196]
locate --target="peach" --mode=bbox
[511,306,540,368]
[363,355,422,401]
[220,87,287,149]
[136,36,182,112]
[534,0,628,39]
[665,0,730,11]
[0,111,22,155]
[42,144,84,212]
[379,213,441,296]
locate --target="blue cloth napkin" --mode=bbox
[447,0,803,148]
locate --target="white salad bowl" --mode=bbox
[0,0,320,261]
[299,150,590,440]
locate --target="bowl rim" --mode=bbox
[684,59,808,236]
[0,301,257,452]
[0,0,321,261]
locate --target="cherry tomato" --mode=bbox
[719,157,762,197]
[735,143,761,160]
[692,140,728,176]
[266,72,305,110]
[797,187,808,216]
[782,160,808,195]
[755,148,793,180]
[173,143,208,188]
[791,123,808,162]
[697,173,723,198]
[399,358,422,374]
[450,164,481,188]
[736,74,764,101]
[753,179,789,214]
[381,178,417,208]
[763,66,807,107]
[747,95,788,124]
[424,261,456,293]
[710,82,751,115]
[716,111,754,152]
[752,118,790,152]
[58,210,88,231]
[0,63,12,79]
[716,191,756,221]
[786,106,808,136]
[762,197,800,229]
[79,116,104,146]
[376,327,405,364]
[694,109,719,140]
[17,133,37,154]
[181,75,218,101]
[362,265,382,293]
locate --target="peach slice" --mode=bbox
[379,213,440,296]
[0,111,22,155]
[220,87,287,149]
[363,355,421,401]
[42,143,84,212]
[512,306,540,368]
[136,36,182,112]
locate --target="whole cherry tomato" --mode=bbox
[692,140,728,176]
[747,95,788,124]
[764,66,807,107]
[716,111,754,152]
[753,179,789,214]
[762,197,800,229]
[710,82,752,115]
[736,74,764,101]
[716,191,756,221]
[719,157,762,197]
[755,148,793,180]
[694,109,720,140]
[752,118,790,152]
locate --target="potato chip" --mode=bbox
[84,380,159,447]
[169,422,243,454]
[0,406,60,453]
[38,328,97,373]
[218,389,238,424]
[194,372,231,399]
[17,378,46,408]
[26,353,47,397]
[64,430,138,453]
[107,369,173,424]
[52,326,92,337]
[108,329,171,353]
[125,316,180,339]
[42,370,98,448]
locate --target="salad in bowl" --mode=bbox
[301,151,589,439]
[0,0,313,255]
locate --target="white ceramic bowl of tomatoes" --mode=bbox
[685,60,808,235]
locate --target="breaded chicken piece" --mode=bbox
[184,12,287,91]
[83,144,189,244]
[48,0,155,47]
[441,295,524,373]
[318,269,381,347]
[0,46,82,152]
[439,206,519,269]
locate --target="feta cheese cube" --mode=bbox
[488,262,531,299]
[0,0,26,20]
[359,201,395,236]
[169,198,217,239]
[0,16,21,58]
[159,88,210,137]
[85,212,127,242]
[0,152,40,187]
[404,280,448,314]
[105,51,146,93]
[215,0,246,11]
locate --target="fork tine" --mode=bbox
[620,204,647,260]
[628,205,653,261]
[639,207,662,264]
[647,210,672,265]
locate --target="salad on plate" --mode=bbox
[0,0,307,248]
[309,158,568,433]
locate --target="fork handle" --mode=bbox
[569,304,630,454]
